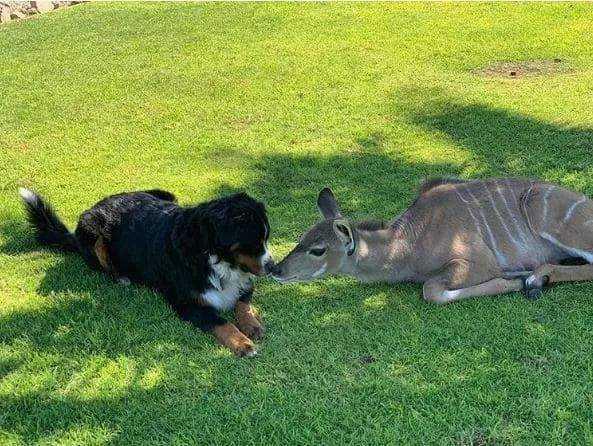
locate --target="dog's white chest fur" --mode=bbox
[202,255,251,311]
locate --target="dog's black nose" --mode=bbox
[264,260,279,275]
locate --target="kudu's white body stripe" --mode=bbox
[499,179,531,248]
[482,183,522,250]
[462,185,507,268]
[563,196,587,224]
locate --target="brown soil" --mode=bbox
[473,59,572,78]
[0,1,84,24]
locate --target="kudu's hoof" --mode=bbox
[523,274,549,301]
[526,286,543,301]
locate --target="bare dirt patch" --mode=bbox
[0,1,84,24]
[473,59,572,78]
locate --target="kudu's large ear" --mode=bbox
[333,219,355,254]
[317,188,342,220]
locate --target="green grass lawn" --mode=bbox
[2,2,593,444]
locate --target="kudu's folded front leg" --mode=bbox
[422,259,525,304]
[424,277,525,304]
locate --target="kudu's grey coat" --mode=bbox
[273,178,593,303]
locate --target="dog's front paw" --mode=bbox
[213,323,258,358]
[231,337,258,358]
[239,319,265,341]
[235,301,265,340]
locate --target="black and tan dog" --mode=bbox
[19,187,274,357]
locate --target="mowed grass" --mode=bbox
[2,2,593,444]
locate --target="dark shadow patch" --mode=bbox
[408,98,593,179]
[0,219,43,255]
[359,354,376,364]
[356,132,384,152]
[213,153,461,246]
[212,182,246,197]
[0,356,23,380]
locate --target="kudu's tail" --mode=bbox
[18,188,78,252]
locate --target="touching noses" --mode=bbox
[264,259,280,276]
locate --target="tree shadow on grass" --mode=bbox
[405,96,593,183]
[0,219,43,256]
[0,250,253,443]
[215,139,462,243]
[0,140,466,443]
[2,101,593,442]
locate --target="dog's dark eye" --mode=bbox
[309,247,326,257]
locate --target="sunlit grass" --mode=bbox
[2,2,593,444]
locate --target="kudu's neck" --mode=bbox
[340,220,415,283]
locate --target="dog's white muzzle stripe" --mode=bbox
[261,245,272,267]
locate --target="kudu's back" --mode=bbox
[405,178,593,280]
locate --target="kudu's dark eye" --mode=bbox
[309,247,326,257]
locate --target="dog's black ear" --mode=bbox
[215,216,243,248]
[202,207,246,252]
[194,193,268,255]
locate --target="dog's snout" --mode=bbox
[264,260,279,276]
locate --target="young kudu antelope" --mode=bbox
[271,178,593,303]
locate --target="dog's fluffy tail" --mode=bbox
[18,188,78,252]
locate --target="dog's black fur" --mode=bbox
[19,188,271,354]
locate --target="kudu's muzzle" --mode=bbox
[264,259,279,276]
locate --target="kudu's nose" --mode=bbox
[264,259,279,276]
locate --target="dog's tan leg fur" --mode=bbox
[213,323,257,357]
[94,236,113,274]
[235,301,264,340]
